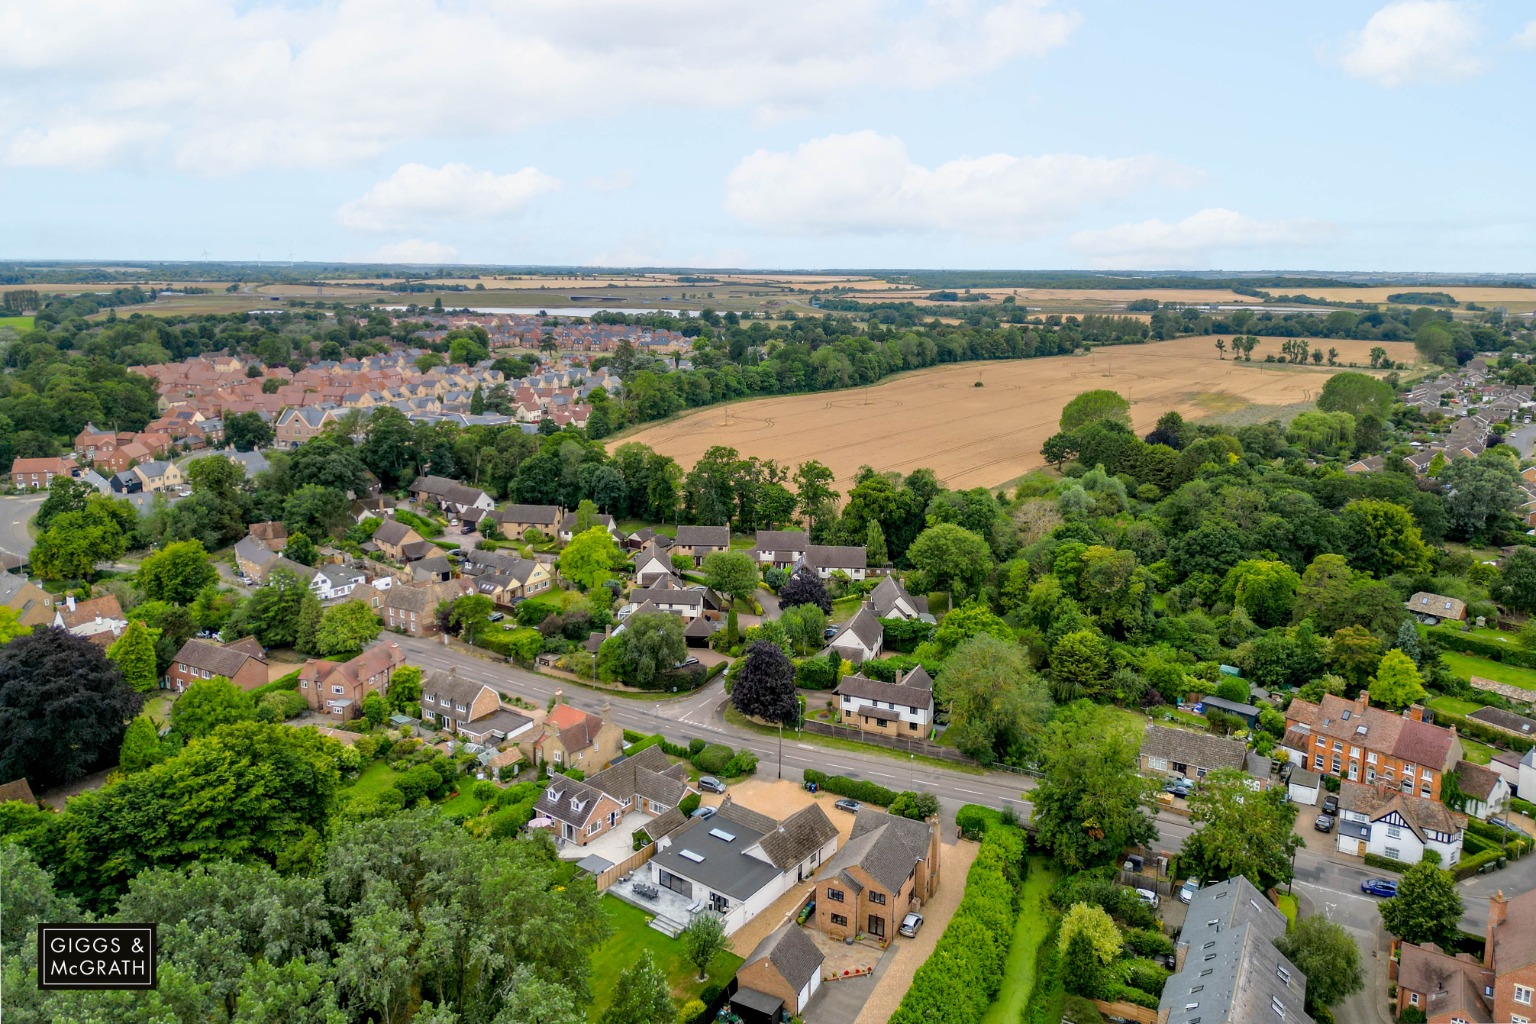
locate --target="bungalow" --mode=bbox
[408,475,495,518]
[672,525,730,567]
[622,585,709,622]
[837,667,934,737]
[647,802,840,936]
[558,510,618,543]
[525,695,624,771]
[1467,705,1536,740]
[815,808,941,943]
[1456,760,1511,820]
[299,642,406,719]
[733,924,825,1023]
[866,575,931,621]
[1139,724,1269,789]
[371,520,428,562]
[1335,781,1465,866]
[10,456,74,490]
[169,636,269,692]
[827,605,883,665]
[1406,592,1468,625]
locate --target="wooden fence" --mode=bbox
[593,843,656,891]
[1090,999,1158,1024]
[797,721,973,763]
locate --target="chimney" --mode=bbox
[1407,704,1425,723]
[1487,891,1509,968]
[601,700,612,723]
[1358,691,1370,709]
[553,688,563,705]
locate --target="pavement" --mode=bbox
[0,493,42,565]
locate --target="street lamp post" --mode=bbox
[777,721,783,781]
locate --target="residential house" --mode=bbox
[648,801,840,936]
[671,525,730,567]
[234,535,281,582]
[1407,592,1469,625]
[622,584,709,622]
[74,424,117,463]
[408,475,494,518]
[408,555,454,583]
[732,924,825,1022]
[525,695,624,771]
[1484,889,1536,1023]
[0,778,38,806]
[0,572,55,628]
[533,774,626,849]
[382,580,461,636]
[1284,693,1462,799]
[622,527,672,552]
[866,575,931,621]
[585,744,692,818]
[52,593,128,644]
[558,510,617,543]
[1334,781,1465,866]
[169,637,269,692]
[370,519,428,562]
[1139,724,1270,789]
[248,521,288,551]
[310,565,367,601]
[10,456,74,490]
[299,642,407,719]
[1158,876,1313,1024]
[418,666,503,734]
[837,667,935,737]
[459,551,552,599]
[803,544,869,581]
[750,530,809,570]
[483,503,563,539]
[826,605,883,664]
[132,460,184,493]
[1346,454,1386,474]
[1520,748,1536,803]
[631,541,677,587]
[815,808,941,942]
[274,407,339,448]
[1457,760,1512,820]
[1392,940,1495,1024]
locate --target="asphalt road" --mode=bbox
[0,493,42,565]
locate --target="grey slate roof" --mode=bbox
[832,605,883,650]
[1140,725,1249,773]
[742,923,824,993]
[423,667,494,712]
[586,745,690,808]
[806,544,867,571]
[1467,705,1536,737]
[534,775,610,829]
[753,530,808,553]
[821,808,932,893]
[674,525,730,549]
[753,804,838,870]
[1160,877,1311,1024]
[838,667,933,711]
[650,810,780,901]
[867,575,928,617]
[173,638,265,677]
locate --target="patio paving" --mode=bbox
[557,810,654,864]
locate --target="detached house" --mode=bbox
[1393,889,1536,1024]
[671,525,730,567]
[418,666,529,741]
[837,667,934,737]
[52,594,127,644]
[526,695,623,771]
[815,808,941,942]
[867,575,931,621]
[558,510,617,543]
[631,540,676,587]
[170,637,269,692]
[1335,781,1465,866]
[483,503,562,539]
[1456,760,1512,820]
[370,520,428,562]
[383,580,462,636]
[1284,693,1462,800]
[827,605,883,664]
[534,745,692,851]
[299,643,406,719]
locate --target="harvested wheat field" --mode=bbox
[617,336,1417,491]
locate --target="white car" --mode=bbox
[1179,878,1201,904]
[1136,888,1159,908]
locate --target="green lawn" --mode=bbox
[1427,695,1485,717]
[980,857,1062,1024]
[830,596,863,623]
[438,787,491,817]
[1439,650,1536,691]
[722,705,984,776]
[1461,738,1498,766]
[1277,893,1298,930]
[0,316,33,331]
[342,760,398,801]
[588,897,742,1021]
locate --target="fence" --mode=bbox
[796,720,974,763]
[1117,869,1174,897]
[593,843,657,891]
[1090,999,1158,1024]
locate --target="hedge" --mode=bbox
[1514,796,1536,818]
[623,731,692,760]
[888,826,1026,1024]
[1427,708,1535,753]
[956,804,1001,841]
[1453,849,1506,880]
[248,670,301,701]
[803,769,897,807]
[795,653,843,690]
[1428,626,1536,669]
[1362,853,1407,874]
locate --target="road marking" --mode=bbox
[953,787,986,795]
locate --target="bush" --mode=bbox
[1514,796,1536,818]
[1396,1008,1426,1024]
[1122,927,1175,959]
[889,791,940,821]
[1048,870,1156,930]
[688,737,707,756]
[723,751,758,777]
[699,983,723,1007]
[881,617,936,653]
[693,744,735,775]
[1453,848,1505,881]
[1362,853,1407,873]
[515,595,564,627]
[247,670,302,701]
[1058,995,1105,1024]
[678,999,707,1024]
[679,793,701,816]
[1118,958,1170,998]
[803,769,897,806]
[795,653,843,690]
[956,804,1000,840]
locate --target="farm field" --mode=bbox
[1249,285,1536,309]
[0,316,34,330]
[616,335,1417,491]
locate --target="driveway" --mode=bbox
[0,493,42,565]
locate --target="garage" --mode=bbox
[1288,768,1321,807]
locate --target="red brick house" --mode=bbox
[299,642,406,718]
[1393,889,1536,1023]
[169,637,270,692]
[10,456,74,490]
[1284,693,1462,800]
[814,808,941,942]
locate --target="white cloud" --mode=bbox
[363,239,459,264]
[724,131,1194,237]
[337,162,560,231]
[1516,20,1536,48]
[0,0,1078,174]
[586,169,635,193]
[1334,1,1484,87]
[3,119,166,169]
[1070,208,1341,269]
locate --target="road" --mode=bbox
[0,493,42,565]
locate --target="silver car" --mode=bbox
[899,912,923,937]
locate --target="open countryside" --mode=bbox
[620,335,1417,490]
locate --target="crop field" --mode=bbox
[616,335,1417,491]
[0,316,34,330]
[1251,285,1536,308]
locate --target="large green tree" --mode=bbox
[906,523,994,599]
[1316,372,1395,420]
[1273,916,1365,1014]
[1380,860,1464,948]
[1031,702,1157,869]
[1180,768,1303,891]
[1060,389,1131,434]
[1368,649,1426,709]
[314,602,381,656]
[559,526,621,591]
[106,619,162,694]
[170,676,256,741]
[138,539,219,605]
[701,550,760,602]
[936,635,1052,766]
[603,612,686,689]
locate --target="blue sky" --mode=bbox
[2,0,1533,271]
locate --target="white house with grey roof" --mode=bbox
[838,666,934,736]
[1159,876,1313,1024]
[826,604,883,664]
[867,575,931,621]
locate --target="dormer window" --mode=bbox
[570,798,582,811]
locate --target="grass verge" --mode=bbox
[980,857,1062,1024]
[722,705,984,775]
[588,896,742,1021]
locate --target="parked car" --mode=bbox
[690,805,717,820]
[824,625,840,639]
[1314,814,1335,833]
[1179,878,1201,904]
[680,657,700,668]
[697,776,726,794]
[1361,878,1399,898]
[834,798,861,813]
[1135,888,1160,908]
[899,912,924,937]
[1322,794,1339,815]
[1489,817,1527,837]
[1163,777,1193,798]
[488,612,505,623]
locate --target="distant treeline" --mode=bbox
[1388,292,1458,307]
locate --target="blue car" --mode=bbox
[1361,878,1398,898]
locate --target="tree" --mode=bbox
[224,410,275,451]
[1031,702,1156,869]
[778,568,831,613]
[1041,432,1079,468]
[1180,768,1303,891]
[295,588,323,655]
[35,475,96,530]
[906,523,994,599]
[361,690,388,728]
[937,635,1052,766]
[1368,649,1426,709]
[1060,389,1131,434]
[283,531,318,566]
[1049,629,1111,702]
[449,594,495,646]
[1219,559,1300,629]
[315,601,382,656]
[388,664,423,714]
[117,716,167,773]
[0,628,144,787]
[107,619,162,693]
[1058,902,1120,999]
[560,526,621,591]
[1317,372,1395,420]
[0,606,28,644]
[1340,499,1433,577]
[138,539,218,605]
[780,602,827,656]
[599,951,673,1024]
[680,912,727,982]
[1273,916,1365,1013]
[1440,452,1523,542]
[1494,546,1536,614]
[731,641,798,724]
[283,484,352,541]
[701,550,760,603]
[612,612,687,688]
[31,503,126,582]
[793,460,839,538]
[866,521,889,567]
[1329,624,1382,687]
[1380,860,1463,948]
[170,676,256,741]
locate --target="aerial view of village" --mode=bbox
[5,3,1536,1024]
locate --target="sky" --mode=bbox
[2,0,1534,272]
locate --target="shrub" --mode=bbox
[678,999,707,1024]
[693,744,735,774]
[471,780,496,802]
[1453,849,1505,881]
[1514,796,1536,818]
[699,983,723,1006]
[881,617,936,653]
[795,653,842,690]
[803,769,897,806]
[1122,927,1175,959]
[515,595,564,627]
[688,737,707,756]
[1362,853,1407,873]
[679,793,701,816]
[723,751,758,777]
[889,791,941,821]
